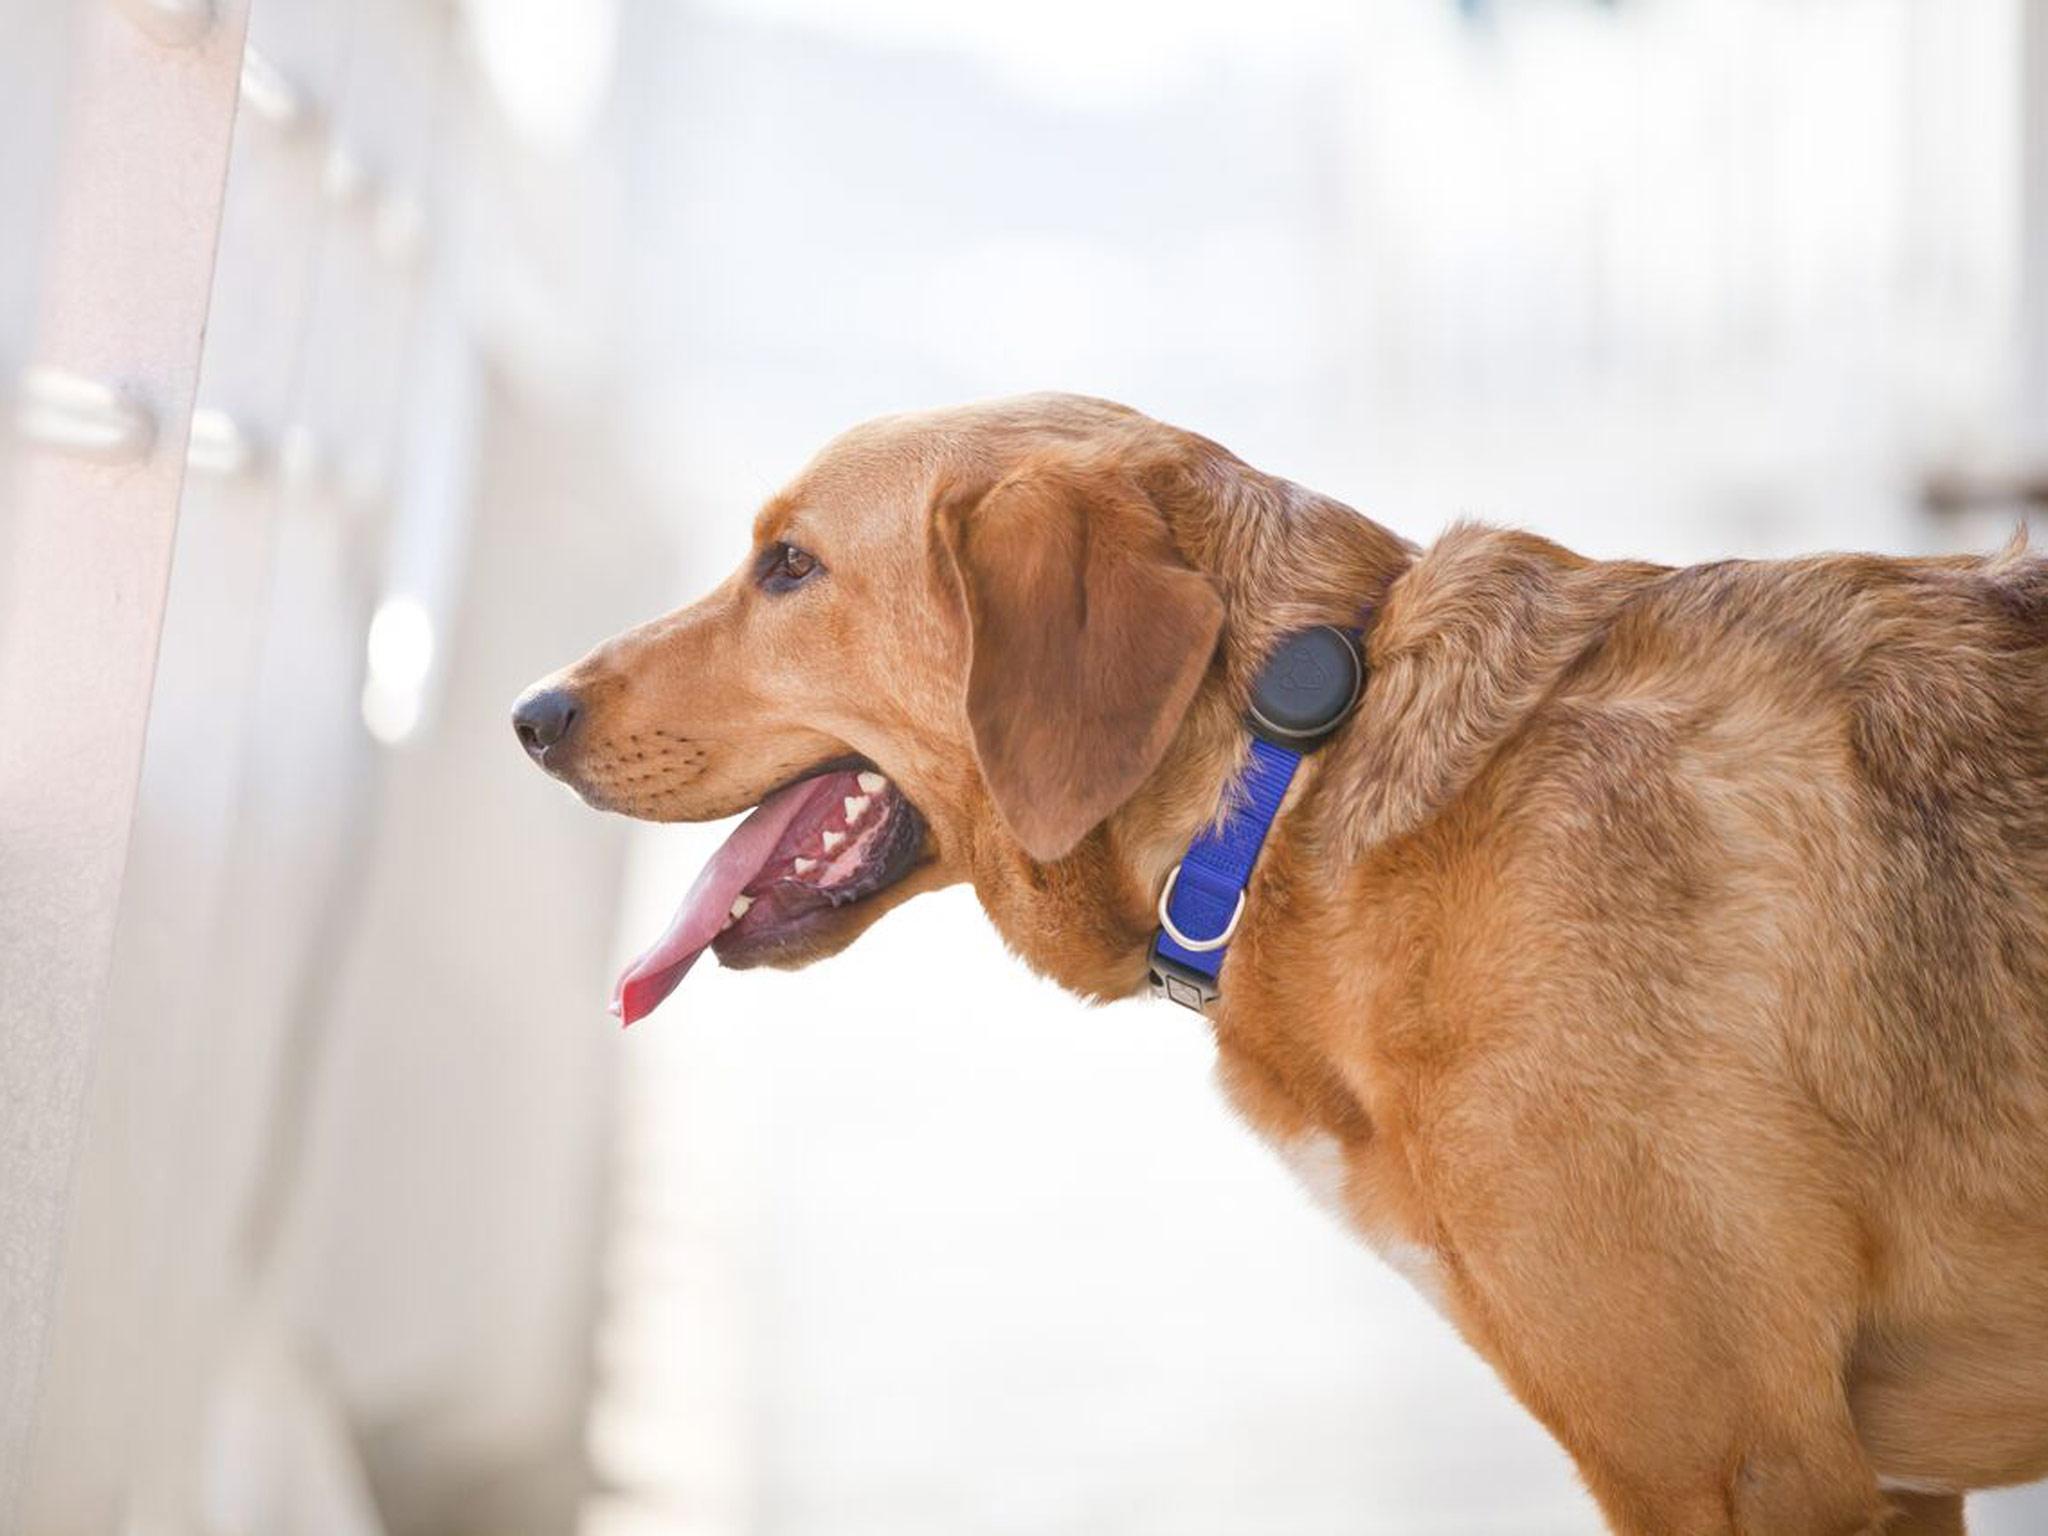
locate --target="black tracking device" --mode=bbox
[1245,625,1364,748]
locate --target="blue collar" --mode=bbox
[1149,625,1364,1013]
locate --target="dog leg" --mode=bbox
[1578,1419,1885,1536]
[1882,1492,1965,1535]
[1430,1232,1887,1536]
[1416,1105,1889,1533]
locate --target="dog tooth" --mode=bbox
[728,894,753,919]
[856,771,887,794]
[793,857,817,875]
[843,794,871,822]
[821,830,845,852]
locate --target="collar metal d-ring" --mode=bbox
[1156,863,1246,953]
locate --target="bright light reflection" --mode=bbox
[362,595,435,745]
[367,595,434,688]
[465,0,619,150]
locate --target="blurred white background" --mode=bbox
[3,1,2046,1534]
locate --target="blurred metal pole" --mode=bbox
[1988,0,2048,1513]
[0,0,251,1522]
[2024,0,2048,458]
[1969,17,2048,1534]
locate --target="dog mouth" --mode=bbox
[611,762,927,1025]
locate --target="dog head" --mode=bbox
[515,394,1264,1022]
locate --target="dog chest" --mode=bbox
[1263,1128,1451,1320]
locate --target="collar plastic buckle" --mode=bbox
[1148,944,1222,1013]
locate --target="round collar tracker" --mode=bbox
[1246,625,1364,746]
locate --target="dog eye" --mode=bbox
[758,541,822,593]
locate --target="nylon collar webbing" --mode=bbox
[1147,624,1364,1013]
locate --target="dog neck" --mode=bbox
[985,453,1414,1003]
[1157,450,1415,695]
[1137,445,1414,860]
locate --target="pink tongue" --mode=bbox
[611,776,835,1026]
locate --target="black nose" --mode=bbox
[513,687,581,759]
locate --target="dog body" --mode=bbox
[1224,528,2048,1536]
[518,396,2048,1534]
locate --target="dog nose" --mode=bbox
[513,687,581,759]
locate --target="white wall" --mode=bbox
[2,2,255,1523]
[4,3,632,1532]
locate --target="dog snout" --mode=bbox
[513,685,582,763]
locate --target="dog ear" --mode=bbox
[935,459,1225,863]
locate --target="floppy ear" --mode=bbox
[936,459,1225,862]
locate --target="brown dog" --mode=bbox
[514,394,2048,1534]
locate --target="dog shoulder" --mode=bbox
[1318,522,1669,854]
